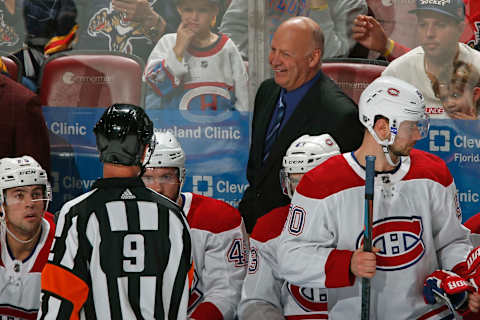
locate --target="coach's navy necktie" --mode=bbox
[263,94,286,162]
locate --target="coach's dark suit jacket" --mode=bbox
[0,74,50,174]
[239,70,364,233]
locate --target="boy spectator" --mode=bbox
[144,0,248,114]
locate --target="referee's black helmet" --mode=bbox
[94,104,154,168]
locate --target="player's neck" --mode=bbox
[103,163,141,178]
[6,227,41,261]
[355,137,397,172]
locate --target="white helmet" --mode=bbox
[0,156,51,209]
[359,76,429,164]
[280,134,340,198]
[145,131,186,184]
[359,76,429,145]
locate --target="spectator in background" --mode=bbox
[143,131,248,320]
[13,0,78,92]
[144,0,248,115]
[239,134,340,320]
[75,0,180,63]
[75,0,230,63]
[379,0,480,119]
[0,0,24,54]
[0,73,50,175]
[353,0,480,61]
[219,0,367,60]
[431,60,480,120]
[239,16,363,233]
[0,156,55,320]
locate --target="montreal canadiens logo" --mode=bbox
[356,216,425,271]
[387,88,400,96]
[287,283,328,312]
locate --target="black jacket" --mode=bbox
[239,71,364,233]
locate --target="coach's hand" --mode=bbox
[350,246,380,279]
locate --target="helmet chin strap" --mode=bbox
[370,129,400,167]
[382,145,400,167]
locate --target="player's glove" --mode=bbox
[466,246,480,291]
[423,270,474,311]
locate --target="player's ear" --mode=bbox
[373,118,389,140]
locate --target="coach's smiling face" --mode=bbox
[269,18,321,92]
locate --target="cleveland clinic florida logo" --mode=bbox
[192,175,213,196]
[429,129,450,152]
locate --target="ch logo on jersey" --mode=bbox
[356,216,425,271]
[287,283,328,313]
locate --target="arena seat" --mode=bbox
[39,50,145,107]
[321,58,388,104]
[0,53,22,82]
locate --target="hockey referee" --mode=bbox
[38,104,192,319]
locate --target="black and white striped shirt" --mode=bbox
[38,177,192,320]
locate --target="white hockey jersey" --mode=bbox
[277,149,472,320]
[182,192,248,320]
[0,214,54,320]
[239,205,329,320]
[144,33,249,116]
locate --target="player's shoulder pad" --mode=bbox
[403,149,452,187]
[250,205,290,243]
[188,194,242,233]
[297,154,364,199]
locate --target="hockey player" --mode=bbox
[144,0,248,114]
[0,156,54,319]
[142,131,248,320]
[277,76,480,319]
[238,134,340,320]
[38,104,192,319]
